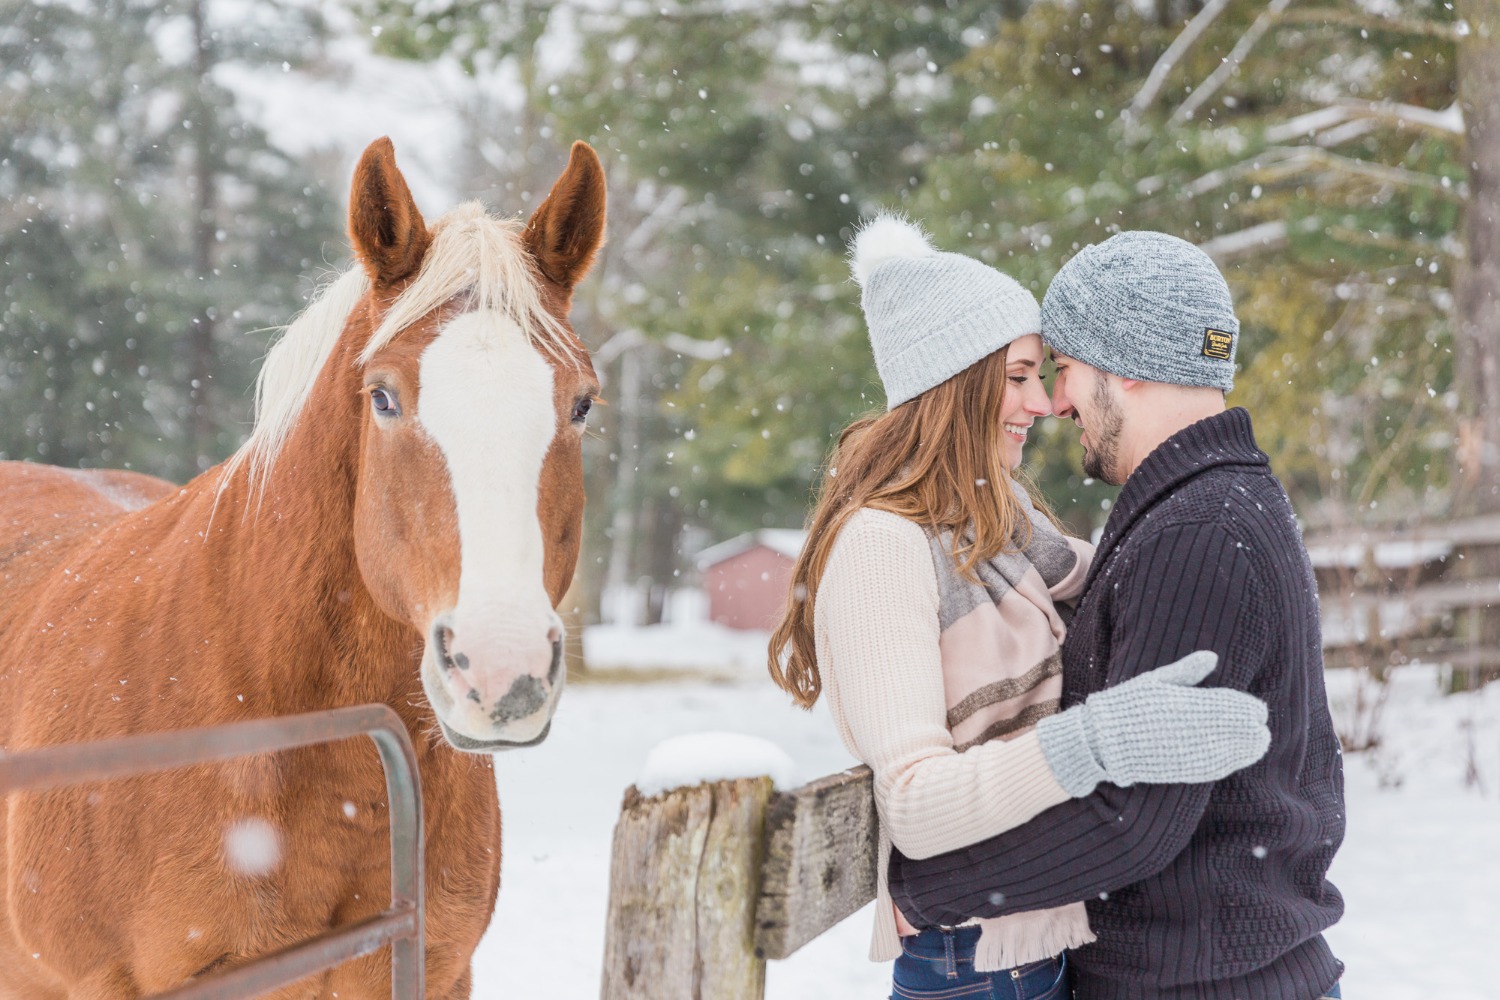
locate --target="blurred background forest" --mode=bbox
[1,0,1491,632]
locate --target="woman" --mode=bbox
[768,216,1269,999]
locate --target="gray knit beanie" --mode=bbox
[1041,231,1239,392]
[850,215,1040,409]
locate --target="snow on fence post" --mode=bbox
[600,775,776,1000]
[600,735,878,1000]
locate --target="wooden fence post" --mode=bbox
[601,776,775,1000]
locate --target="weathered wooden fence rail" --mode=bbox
[1307,512,1500,687]
[0,704,424,999]
[601,765,877,1000]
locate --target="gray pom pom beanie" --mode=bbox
[1041,231,1239,392]
[850,215,1040,410]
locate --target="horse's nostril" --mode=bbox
[435,624,459,671]
[547,638,563,686]
[491,675,547,724]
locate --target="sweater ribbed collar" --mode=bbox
[1088,407,1269,582]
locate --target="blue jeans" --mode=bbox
[891,926,1069,1000]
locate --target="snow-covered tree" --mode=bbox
[0,0,338,478]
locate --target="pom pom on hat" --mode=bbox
[847,212,1040,409]
[849,214,936,288]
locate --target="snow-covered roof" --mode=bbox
[695,529,808,568]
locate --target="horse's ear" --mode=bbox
[525,141,606,289]
[349,137,431,286]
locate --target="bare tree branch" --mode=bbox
[1314,119,1378,147]
[1338,99,1464,135]
[1127,0,1237,118]
[1140,145,1464,211]
[595,327,727,367]
[1266,105,1358,143]
[1198,220,1290,261]
[1278,7,1465,41]
[1173,0,1294,123]
[1269,100,1464,142]
[1255,146,1467,197]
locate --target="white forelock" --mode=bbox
[218,203,576,503]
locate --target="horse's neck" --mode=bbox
[190,363,413,711]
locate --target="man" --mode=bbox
[887,231,1346,1000]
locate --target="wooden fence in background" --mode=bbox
[1308,512,1500,688]
[600,767,876,1000]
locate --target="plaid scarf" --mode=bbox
[916,482,1096,970]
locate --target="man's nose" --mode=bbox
[1051,385,1073,420]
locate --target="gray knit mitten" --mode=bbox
[1035,651,1271,797]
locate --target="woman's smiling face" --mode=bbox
[998,334,1051,470]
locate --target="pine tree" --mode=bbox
[0,0,338,479]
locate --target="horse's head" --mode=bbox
[345,138,604,752]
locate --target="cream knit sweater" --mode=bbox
[815,507,1096,969]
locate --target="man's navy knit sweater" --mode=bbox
[888,408,1346,1000]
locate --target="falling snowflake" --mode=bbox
[224,818,282,876]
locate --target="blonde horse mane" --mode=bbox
[218,204,575,503]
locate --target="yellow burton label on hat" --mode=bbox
[1202,328,1234,360]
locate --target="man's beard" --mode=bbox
[1081,377,1125,485]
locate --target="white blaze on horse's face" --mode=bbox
[412,309,565,747]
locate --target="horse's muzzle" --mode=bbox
[424,615,563,749]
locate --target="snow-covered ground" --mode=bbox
[473,645,1500,998]
[581,620,774,676]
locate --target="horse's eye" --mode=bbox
[571,397,592,424]
[370,387,399,416]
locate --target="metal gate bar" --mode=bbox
[0,703,424,998]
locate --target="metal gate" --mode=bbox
[0,703,424,998]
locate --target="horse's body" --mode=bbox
[0,138,606,998]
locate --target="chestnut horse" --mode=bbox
[0,137,605,998]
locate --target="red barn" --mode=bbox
[695,529,807,631]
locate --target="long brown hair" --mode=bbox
[769,346,1049,708]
